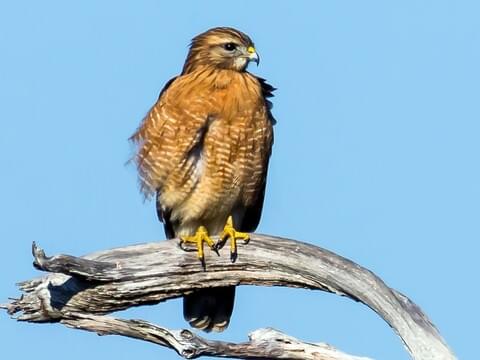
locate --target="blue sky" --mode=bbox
[1,1,478,359]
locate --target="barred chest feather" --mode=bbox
[168,71,271,230]
[132,68,274,235]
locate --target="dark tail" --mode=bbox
[156,193,235,332]
[157,193,236,332]
[183,286,235,332]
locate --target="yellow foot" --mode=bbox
[218,216,250,262]
[180,226,218,266]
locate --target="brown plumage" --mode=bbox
[130,27,275,332]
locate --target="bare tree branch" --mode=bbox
[1,234,456,359]
[58,312,370,359]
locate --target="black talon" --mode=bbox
[178,241,196,252]
[213,239,225,252]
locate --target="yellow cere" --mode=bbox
[247,46,256,54]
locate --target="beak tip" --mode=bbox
[250,54,260,66]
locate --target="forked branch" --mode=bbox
[2,234,456,359]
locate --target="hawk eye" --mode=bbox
[223,42,237,51]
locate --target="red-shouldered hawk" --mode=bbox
[130,27,275,332]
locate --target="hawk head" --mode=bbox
[182,27,260,74]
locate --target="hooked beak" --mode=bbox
[247,46,260,66]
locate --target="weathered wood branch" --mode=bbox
[2,234,456,359]
[57,312,369,359]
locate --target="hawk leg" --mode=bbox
[218,215,250,262]
[180,226,218,266]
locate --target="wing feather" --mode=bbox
[130,75,211,232]
[239,76,276,232]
